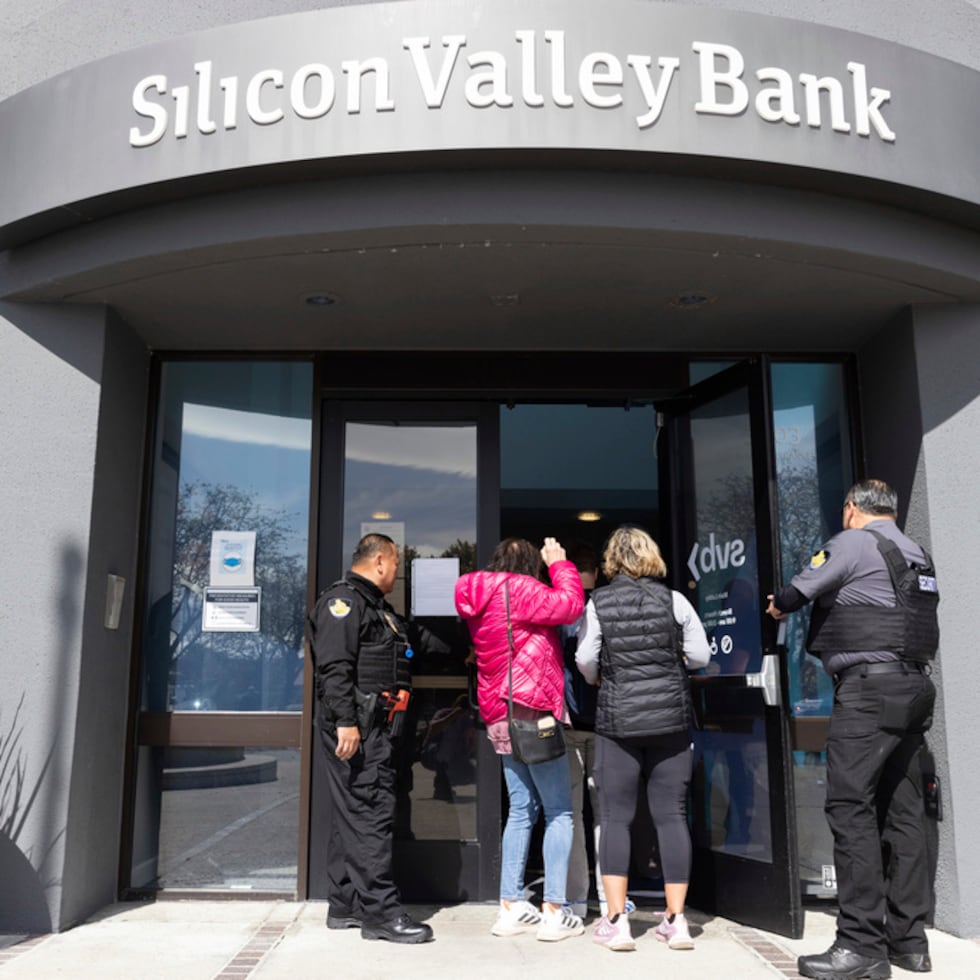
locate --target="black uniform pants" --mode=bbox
[320,724,401,926]
[825,665,935,958]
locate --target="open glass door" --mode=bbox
[658,359,803,938]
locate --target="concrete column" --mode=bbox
[0,302,148,932]
[859,304,980,938]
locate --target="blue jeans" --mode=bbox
[500,753,574,905]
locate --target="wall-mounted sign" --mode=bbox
[1,0,979,242]
[129,38,896,148]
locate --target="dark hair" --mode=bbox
[486,537,544,577]
[845,479,898,518]
[352,533,396,564]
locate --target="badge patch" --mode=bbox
[809,549,830,569]
[328,598,352,618]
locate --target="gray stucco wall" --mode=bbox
[910,305,980,937]
[1,0,980,102]
[0,304,148,932]
[858,305,980,938]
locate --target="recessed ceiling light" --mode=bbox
[670,293,715,309]
[371,511,392,520]
[304,292,339,307]
[577,510,602,522]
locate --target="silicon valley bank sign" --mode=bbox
[3,0,980,242]
[130,34,896,148]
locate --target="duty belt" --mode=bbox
[833,660,930,684]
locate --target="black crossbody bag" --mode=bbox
[504,580,567,765]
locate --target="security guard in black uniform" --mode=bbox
[309,533,433,944]
[768,479,938,980]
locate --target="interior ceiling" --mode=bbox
[9,167,980,353]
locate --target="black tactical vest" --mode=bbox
[336,578,412,694]
[807,529,939,661]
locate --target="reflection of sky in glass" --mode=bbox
[346,422,476,476]
[343,425,477,559]
[180,404,312,555]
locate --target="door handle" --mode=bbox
[744,653,781,707]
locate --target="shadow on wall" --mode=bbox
[0,300,104,384]
[0,694,56,933]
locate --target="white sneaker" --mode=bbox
[592,913,636,951]
[491,900,542,936]
[654,912,694,950]
[536,905,585,942]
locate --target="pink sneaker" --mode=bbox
[592,913,636,951]
[654,912,694,949]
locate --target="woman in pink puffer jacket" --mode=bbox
[455,536,585,942]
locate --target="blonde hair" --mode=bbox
[602,525,667,580]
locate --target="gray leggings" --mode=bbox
[595,730,693,883]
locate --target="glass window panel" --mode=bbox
[141,362,313,713]
[343,421,478,841]
[771,363,854,720]
[155,747,300,890]
[771,361,854,897]
[692,720,772,862]
[688,388,763,676]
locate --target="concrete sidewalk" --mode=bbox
[2,901,979,979]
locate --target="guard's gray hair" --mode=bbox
[845,479,898,517]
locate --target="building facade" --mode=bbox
[1,0,979,937]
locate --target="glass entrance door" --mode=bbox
[309,401,501,902]
[658,359,803,938]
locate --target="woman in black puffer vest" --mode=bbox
[576,525,710,953]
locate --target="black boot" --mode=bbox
[361,912,434,944]
[798,944,891,979]
[888,951,931,972]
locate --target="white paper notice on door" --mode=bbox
[411,557,459,617]
[210,530,256,587]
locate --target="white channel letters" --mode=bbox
[130,31,896,147]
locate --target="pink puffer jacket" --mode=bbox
[454,560,584,726]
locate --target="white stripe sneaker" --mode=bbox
[491,900,542,936]
[536,905,585,942]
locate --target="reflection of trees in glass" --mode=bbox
[702,467,828,703]
[774,464,830,705]
[171,482,307,711]
[440,538,477,574]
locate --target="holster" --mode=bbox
[354,687,382,740]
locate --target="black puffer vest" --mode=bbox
[592,576,692,738]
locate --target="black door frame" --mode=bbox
[308,399,502,903]
[657,358,803,938]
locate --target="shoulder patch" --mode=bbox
[809,549,830,570]
[328,598,352,618]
